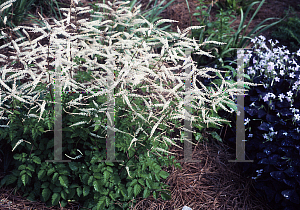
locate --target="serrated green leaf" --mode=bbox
[143,189,150,198]
[152,182,159,189]
[127,186,133,198]
[106,166,113,173]
[42,188,51,202]
[93,123,101,132]
[194,133,203,141]
[69,188,76,198]
[93,180,101,192]
[26,170,32,177]
[23,126,29,135]
[38,127,44,133]
[100,187,109,195]
[55,164,67,171]
[70,183,79,189]
[103,171,110,181]
[105,196,110,206]
[53,187,62,193]
[49,182,57,191]
[153,164,161,171]
[109,191,116,201]
[61,191,67,200]
[60,199,67,207]
[18,165,26,170]
[130,179,137,187]
[225,100,238,112]
[26,192,35,201]
[20,170,27,176]
[146,179,152,188]
[138,179,144,186]
[52,192,60,206]
[93,172,102,179]
[68,162,79,172]
[13,110,20,115]
[134,184,142,197]
[38,170,46,180]
[52,172,59,183]
[159,171,169,179]
[81,174,89,185]
[96,196,105,210]
[83,185,90,197]
[142,163,146,171]
[88,176,94,186]
[11,170,20,177]
[1,174,17,187]
[119,185,127,197]
[41,182,50,188]
[77,187,82,197]
[21,174,29,186]
[210,131,222,142]
[105,162,114,166]
[13,154,22,160]
[64,187,70,194]
[26,164,35,172]
[161,192,172,200]
[154,173,160,181]
[59,176,69,188]
[47,168,55,176]
[90,164,101,173]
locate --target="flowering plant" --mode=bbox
[223,35,300,209]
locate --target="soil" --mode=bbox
[1,0,300,209]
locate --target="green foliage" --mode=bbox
[270,14,300,54]
[30,0,63,21]
[0,144,13,174]
[191,0,291,68]
[0,0,35,30]
[0,0,64,41]
[192,4,237,65]
[0,90,178,209]
[215,0,257,16]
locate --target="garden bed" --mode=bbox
[1,0,300,209]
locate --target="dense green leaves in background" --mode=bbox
[190,0,290,70]
[269,12,300,54]
[0,87,180,209]
[0,0,35,29]
[0,0,64,39]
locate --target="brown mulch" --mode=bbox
[1,0,300,209]
[131,134,273,210]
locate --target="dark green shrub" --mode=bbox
[0,79,181,209]
[270,15,300,54]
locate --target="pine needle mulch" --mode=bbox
[131,134,273,210]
